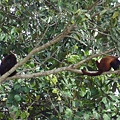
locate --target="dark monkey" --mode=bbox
[0,53,17,77]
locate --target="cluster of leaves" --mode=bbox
[0,0,120,119]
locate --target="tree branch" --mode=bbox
[72,47,116,68]
[1,46,119,82]
[0,32,117,83]
[0,23,75,83]
[5,67,120,81]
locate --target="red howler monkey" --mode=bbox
[0,53,17,77]
[82,56,120,76]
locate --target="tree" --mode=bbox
[0,0,120,119]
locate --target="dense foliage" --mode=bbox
[0,0,120,119]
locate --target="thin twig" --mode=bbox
[72,47,116,68]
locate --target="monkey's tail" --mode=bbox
[81,69,102,76]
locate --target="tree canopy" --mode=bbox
[0,0,120,119]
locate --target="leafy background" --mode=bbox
[0,0,120,119]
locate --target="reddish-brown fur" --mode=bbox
[82,56,120,76]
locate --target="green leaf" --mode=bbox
[80,87,86,97]
[21,111,28,119]
[102,97,107,104]
[100,9,108,15]
[50,75,58,85]
[103,114,110,120]
[67,55,80,63]
[117,116,120,120]
[65,108,73,117]
[112,11,119,19]
[14,95,21,102]
[52,88,58,94]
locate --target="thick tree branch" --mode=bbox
[1,46,119,82]
[0,47,117,82]
[0,30,117,83]
[0,23,75,83]
[5,68,120,81]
